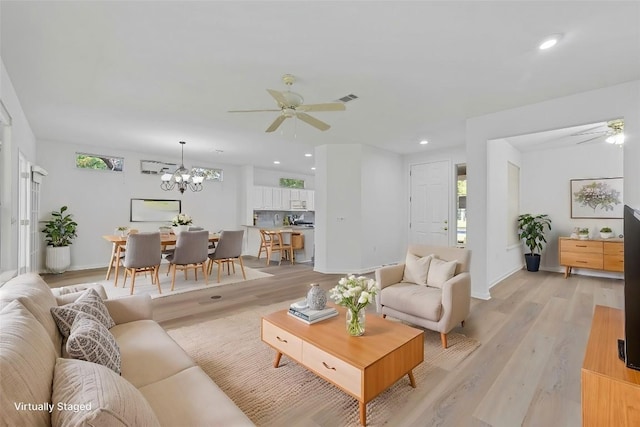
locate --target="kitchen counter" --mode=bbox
[243,225,314,263]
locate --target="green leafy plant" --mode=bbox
[517,214,552,255]
[600,227,612,233]
[42,206,78,247]
[579,228,589,235]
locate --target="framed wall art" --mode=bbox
[570,177,623,219]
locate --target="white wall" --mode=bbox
[521,142,623,277]
[487,139,523,285]
[37,139,242,271]
[467,80,639,299]
[0,57,38,274]
[315,144,404,274]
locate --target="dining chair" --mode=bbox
[121,232,162,295]
[263,230,294,266]
[207,230,246,282]
[257,229,269,259]
[166,230,209,291]
[190,226,216,252]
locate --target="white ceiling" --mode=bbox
[2,1,639,174]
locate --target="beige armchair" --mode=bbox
[375,245,471,348]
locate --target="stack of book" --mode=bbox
[288,301,338,324]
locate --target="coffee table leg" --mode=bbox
[359,402,366,426]
[273,352,283,368]
[408,370,416,388]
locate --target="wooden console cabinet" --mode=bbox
[559,237,624,278]
[582,306,640,426]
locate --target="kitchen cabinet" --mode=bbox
[253,186,314,211]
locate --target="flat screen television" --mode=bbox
[621,205,640,371]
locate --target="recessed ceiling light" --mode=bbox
[539,34,563,50]
[311,167,316,170]
[305,153,312,157]
[420,140,429,145]
[273,160,280,165]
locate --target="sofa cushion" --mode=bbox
[426,257,457,288]
[67,313,122,374]
[0,272,62,354]
[139,366,254,427]
[0,300,57,426]
[381,283,442,321]
[401,253,433,285]
[109,320,195,388]
[52,358,160,427]
[52,283,108,305]
[51,288,115,337]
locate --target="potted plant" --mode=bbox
[42,206,78,273]
[599,227,613,239]
[517,214,552,272]
[171,213,193,234]
[116,226,128,237]
[578,228,590,240]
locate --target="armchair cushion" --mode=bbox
[401,253,433,285]
[380,283,442,321]
[426,257,457,288]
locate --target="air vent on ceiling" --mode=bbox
[336,94,359,103]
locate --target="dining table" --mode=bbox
[103,232,220,282]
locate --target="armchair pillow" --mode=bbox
[401,253,433,285]
[426,257,457,288]
[51,288,115,337]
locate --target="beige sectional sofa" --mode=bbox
[0,273,254,426]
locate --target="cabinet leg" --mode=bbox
[408,370,416,388]
[273,352,283,368]
[359,402,366,426]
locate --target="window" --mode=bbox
[76,153,123,172]
[192,167,223,181]
[279,178,304,188]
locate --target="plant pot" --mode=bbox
[172,225,189,235]
[600,232,613,239]
[45,246,71,274]
[524,253,541,272]
[578,234,589,240]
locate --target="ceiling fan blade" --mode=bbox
[577,135,603,145]
[296,112,330,131]
[267,89,288,107]
[266,115,287,133]
[228,109,281,113]
[297,102,346,112]
[571,125,608,136]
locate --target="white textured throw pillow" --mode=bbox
[426,257,457,288]
[66,313,121,374]
[52,358,161,427]
[401,253,433,285]
[51,288,115,337]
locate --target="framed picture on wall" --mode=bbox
[570,177,623,219]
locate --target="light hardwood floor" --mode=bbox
[42,260,623,426]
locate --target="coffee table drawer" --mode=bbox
[302,343,362,397]
[262,320,302,362]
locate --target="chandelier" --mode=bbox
[160,141,204,194]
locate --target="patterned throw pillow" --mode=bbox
[51,288,115,337]
[66,313,121,374]
[52,358,160,427]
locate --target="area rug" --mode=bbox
[166,301,480,427]
[99,266,272,299]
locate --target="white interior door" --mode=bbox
[410,160,450,246]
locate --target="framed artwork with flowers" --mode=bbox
[570,177,623,219]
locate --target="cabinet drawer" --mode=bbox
[604,242,624,256]
[561,240,603,254]
[604,255,624,272]
[302,343,362,397]
[261,320,302,362]
[560,252,603,269]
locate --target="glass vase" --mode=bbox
[346,308,365,336]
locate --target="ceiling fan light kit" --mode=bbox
[160,141,204,194]
[229,74,346,133]
[573,119,625,146]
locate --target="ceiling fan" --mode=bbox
[228,74,346,133]
[573,119,625,145]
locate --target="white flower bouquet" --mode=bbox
[329,275,378,336]
[171,213,193,226]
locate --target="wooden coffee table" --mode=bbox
[261,305,424,426]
